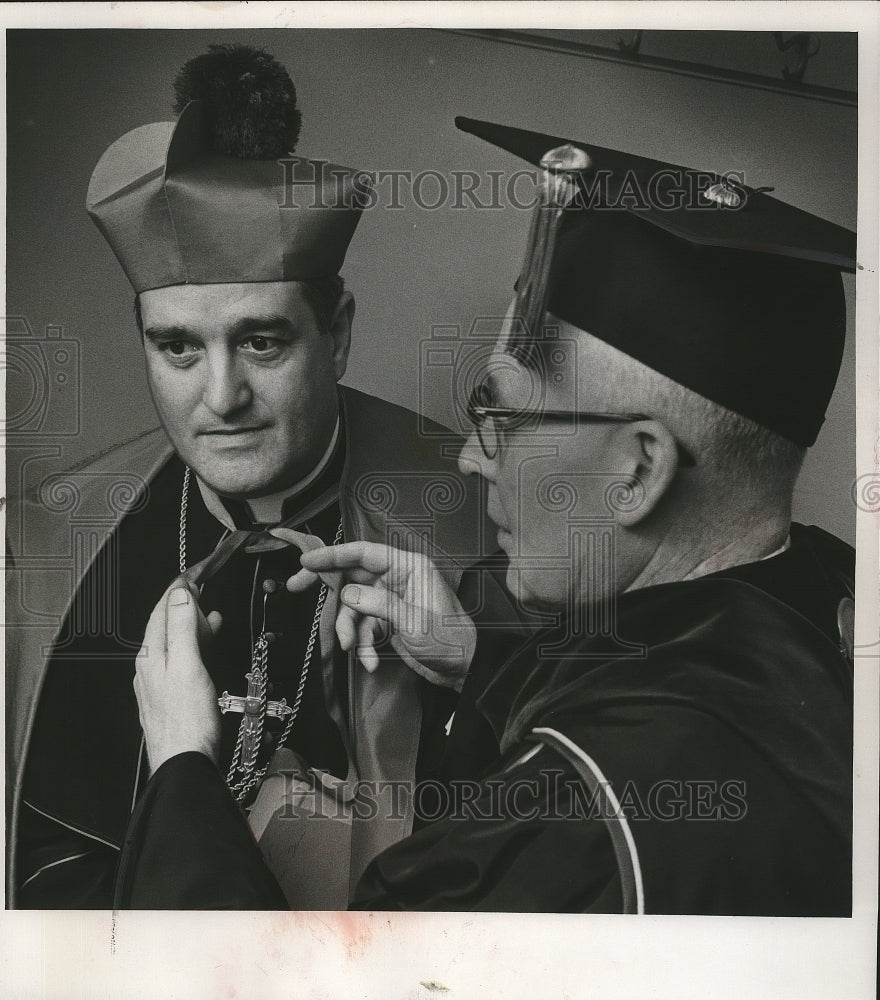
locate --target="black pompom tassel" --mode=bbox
[173,43,302,159]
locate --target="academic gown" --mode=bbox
[113,524,854,915]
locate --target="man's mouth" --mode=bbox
[200,425,268,436]
[487,500,508,532]
[489,508,513,548]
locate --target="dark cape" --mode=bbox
[114,523,853,914]
[15,448,351,907]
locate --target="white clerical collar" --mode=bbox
[700,534,792,574]
[196,417,340,530]
[669,533,793,587]
[759,535,791,561]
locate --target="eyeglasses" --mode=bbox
[466,380,696,467]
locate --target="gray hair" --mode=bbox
[555,324,807,510]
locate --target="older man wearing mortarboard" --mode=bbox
[7,50,520,909]
[112,117,856,915]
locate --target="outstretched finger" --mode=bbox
[265,526,342,593]
[284,565,322,594]
[268,527,326,553]
[284,563,376,594]
[300,541,401,577]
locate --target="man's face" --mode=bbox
[458,321,623,612]
[139,281,348,499]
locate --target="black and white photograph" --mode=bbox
[2,2,878,997]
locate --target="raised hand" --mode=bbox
[133,583,223,774]
[271,531,476,691]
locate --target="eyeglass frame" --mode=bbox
[466,382,697,467]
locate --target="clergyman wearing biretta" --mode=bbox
[7,47,516,909]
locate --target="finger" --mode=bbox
[284,565,320,593]
[287,564,356,594]
[164,587,201,669]
[340,583,415,635]
[141,571,202,653]
[268,527,325,553]
[195,604,216,649]
[355,615,380,673]
[300,541,398,576]
[167,568,204,602]
[335,603,358,651]
[206,610,223,637]
[285,561,370,594]
[292,565,377,594]
[169,573,202,600]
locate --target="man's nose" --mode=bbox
[202,356,251,417]
[458,429,493,482]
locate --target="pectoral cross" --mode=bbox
[219,672,293,772]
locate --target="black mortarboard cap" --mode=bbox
[455,116,856,446]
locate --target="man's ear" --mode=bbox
[611,419,682,527]
[329,291,354,381]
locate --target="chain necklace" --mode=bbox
[179,465,343,803]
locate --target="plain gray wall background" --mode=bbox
[6,28,857,543]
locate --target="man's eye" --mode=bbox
[241,336,279,353]
[161,341,198,359]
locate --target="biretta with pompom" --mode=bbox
[87,44,372,293]
[455,116,856,447]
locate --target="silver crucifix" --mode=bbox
[219,671,293,770]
